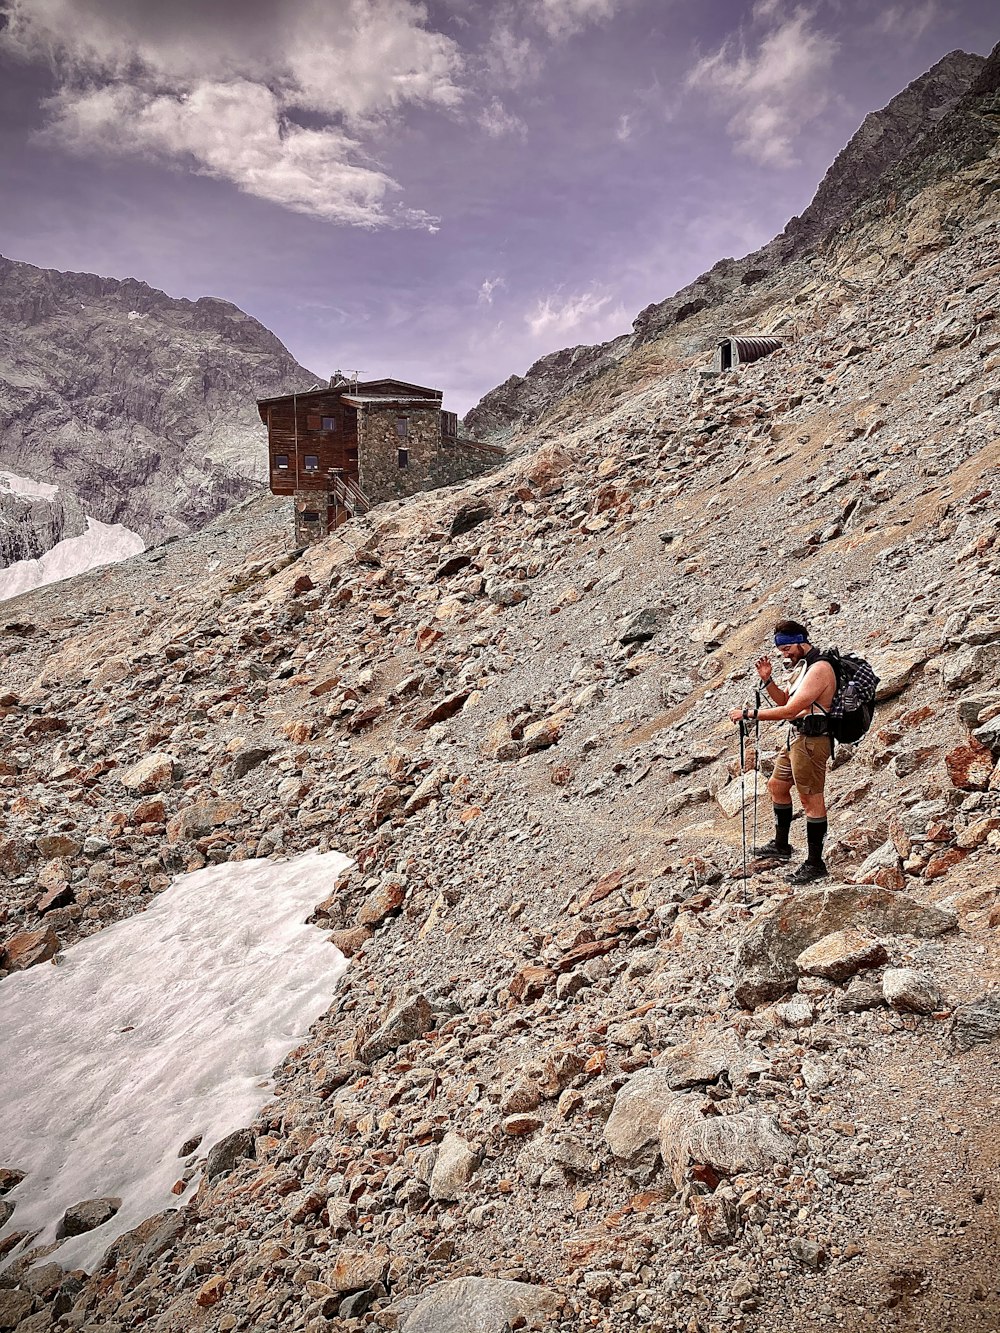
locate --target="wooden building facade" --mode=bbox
[258,377,503,546]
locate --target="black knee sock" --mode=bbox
[806,817,828,866]
[773,804,793,850]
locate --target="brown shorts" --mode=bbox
[772,732,831,796]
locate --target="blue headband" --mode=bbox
[774,632,806,646]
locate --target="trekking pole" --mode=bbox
[738,717,748,891]
[752,688,761,867]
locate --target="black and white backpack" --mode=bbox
[820,648,881,743]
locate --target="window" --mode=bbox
[397,448,409,469]
[441,411,458,439]
[395,416,409,438]
[321,416,336,431]
[303,510,320,522]
[275,454,289,469]
[304,455,319,472]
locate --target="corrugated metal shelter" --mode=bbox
[714,335,783,372]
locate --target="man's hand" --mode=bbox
[729,709,745,724]
[755,655,773,683]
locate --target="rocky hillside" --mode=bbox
[0,257,318,560]
[0,43,999,1333]
[464,47,991,441]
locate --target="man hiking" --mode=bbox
[729,619,837,884]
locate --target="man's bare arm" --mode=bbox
[751,662,835,723]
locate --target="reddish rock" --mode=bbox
[502,1113,544,1136]
[196,1275,226,1308]
[957,817,1000,850]
[414,691,472,731]
[945,739,994,791]
[0,836,35,876]
[35,833,80,859]
[329,926,374,957]
[871,865,906,891]
[355,880,405,928]
[36,882,75,915]
[924,847,967,880]
[166,799,240,845]
[509,965,555,1002]
[796,928,888,982]
[2,925,60,971]
[133,798,167,824]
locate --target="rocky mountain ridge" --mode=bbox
[464,47,992,442]
[0,256,318,564]
[0,39,998,1333]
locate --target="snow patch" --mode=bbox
[0,516,145,602]
[0,469,59,500]
[0,851,351,1274]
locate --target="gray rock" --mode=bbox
[449,501,493,538]
[950,993,1000,1049]
[659,1103,795,1189]
[230,747,275,779]
[972,714,1000,753]
[734,886,956,1009]
[655,1031,769,1089]
[0,1200,12,1228]
[429,1133,477,1202]
[0,1289,34,1330]
[775,994,815,1028]
[58,1197,121,1237]
[205,1127,255,1182]
[359,993,434,1064]
[835,978,884,1013]
[604,1069,685,1172]
[619,608,663,645]
[940,644,1000,691]
[402,1277,560,1333]
[883,967,942,1014]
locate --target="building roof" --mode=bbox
[256,377,442,409]
[341,395,443,407]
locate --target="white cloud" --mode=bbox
[686,6,838,167]
[536,0,619,41]
[478,276,506,305]
[484,20,545,86]
[616,112,633,142]
[478,97,528,138]
[874,0,940,41]
[1,0,463,226]
[527,288,625,338]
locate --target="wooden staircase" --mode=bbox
[330,472,370,526]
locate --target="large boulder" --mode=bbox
[429,1133,477,1202]
[358,993,433,1064]
[950,993,1000,1050]
[402,1277,560,1333]
[205,1127,255,1182]
[733,886,956,1008]
[603,1070,685,1173]
[659,1103,795,1190]
[119,751,179,795]
[1,926,60,972]
[654,1031,769,1089]
[795,928,888,982]
[58,1196,121,1237]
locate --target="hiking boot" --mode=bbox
[752,840,794,861]
[787,860,829,885]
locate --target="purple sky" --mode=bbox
[0,0,996,415]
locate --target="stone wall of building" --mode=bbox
[429,438,506,489]
[293,491,335,547]
[358,405,440,504]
